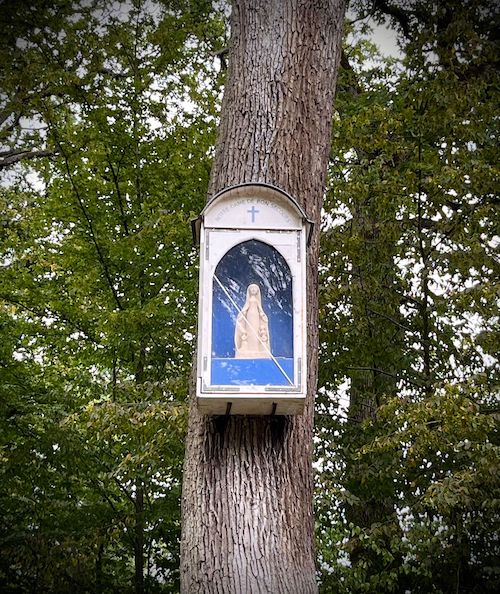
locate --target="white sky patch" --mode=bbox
[370,21,400,58]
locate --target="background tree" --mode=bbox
[316,1,499,592]
[1,1,225,591]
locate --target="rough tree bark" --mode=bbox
[180,2,345,593]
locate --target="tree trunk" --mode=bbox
[134,348,145,594]
[134,481,145,594]
[340,96,406,574]
[180,1,345,593]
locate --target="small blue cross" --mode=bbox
[247,205,259,222]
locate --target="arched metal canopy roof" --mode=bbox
[191,182,314,245]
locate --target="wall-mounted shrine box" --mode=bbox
[192,183,312,416]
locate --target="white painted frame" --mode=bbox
[193,184,310,415]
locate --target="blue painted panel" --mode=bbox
[211,239,295,387]
[211,358,294,386]
[212,239,293,360]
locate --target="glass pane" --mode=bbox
[211,240,294,386]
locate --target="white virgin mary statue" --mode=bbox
[234,283,272,358]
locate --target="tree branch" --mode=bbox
[1,295,101,345]
[372,0,412,39]
[105,151,130,236]
[347,366,425,389]
[0,111,22,136]
[51,130,125,311]
[366,306,412,333]
[0,148,55,169]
